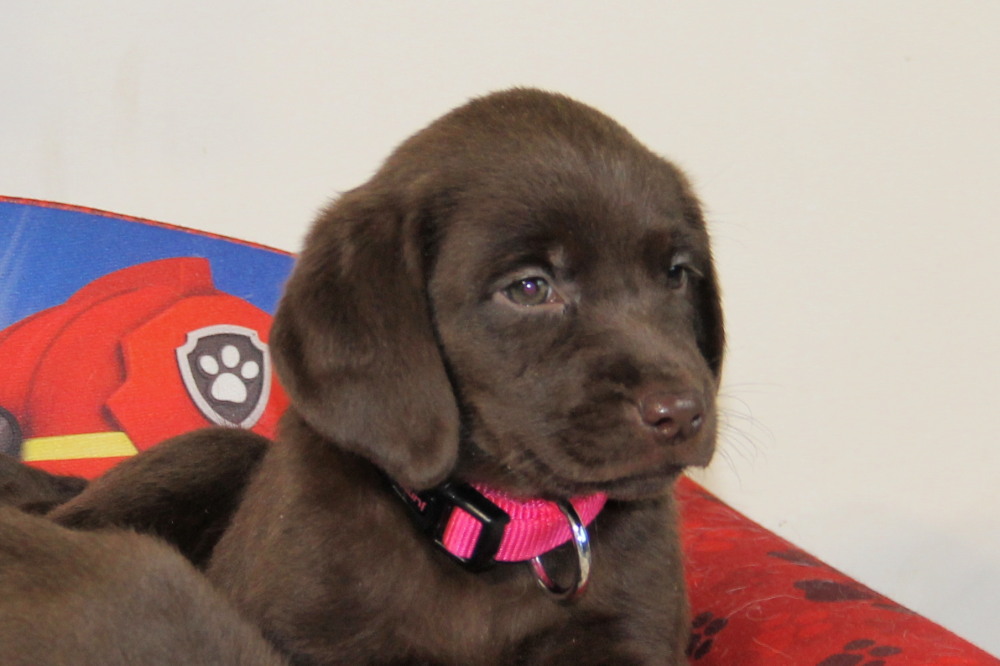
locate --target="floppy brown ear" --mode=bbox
[678,184,725,378]
[697,257,726,379]
[270,188,459,489]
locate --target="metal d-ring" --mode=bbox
[530,499,592,603]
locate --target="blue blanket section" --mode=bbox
[0,201,295,330]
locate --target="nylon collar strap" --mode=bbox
[392,479,607,571]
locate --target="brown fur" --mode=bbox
[211,88,724,664]
[0,506,287,665]
[1,89,724,664]
[50,429,270,567]
[0,453,87,514]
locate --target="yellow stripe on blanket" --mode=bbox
[21,432,139,462]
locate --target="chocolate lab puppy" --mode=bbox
[0,441,284,665]
[44,89,724,664]
[0,505,287,665]
[0,452,86,514]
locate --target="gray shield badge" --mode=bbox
[176,325,272,428]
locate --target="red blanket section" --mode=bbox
[678,478,997,664]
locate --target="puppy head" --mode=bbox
[272,89,724,497]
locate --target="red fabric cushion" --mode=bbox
[679,478,997,664]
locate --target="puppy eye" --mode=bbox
[666,264,688,290]
[666,254,697,291]
[503,276,560,307]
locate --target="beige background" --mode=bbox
[3,0,998,655]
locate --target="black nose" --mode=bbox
[638,390,704,441]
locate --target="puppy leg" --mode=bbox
[0,453,87,513]
[50,427,269,566]
[0,506,287,666]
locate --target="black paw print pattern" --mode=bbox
[687,611,728,660]
[817,639,902,666]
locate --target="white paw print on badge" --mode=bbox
[197,343,260,404]
[176,325,272,429]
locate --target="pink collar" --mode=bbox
[444,484,607,562]
[392,480,607,571]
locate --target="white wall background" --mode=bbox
[3,0,998,655]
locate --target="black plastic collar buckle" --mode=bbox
[391,481,511,572]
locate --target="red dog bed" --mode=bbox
[1,197,994,665]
